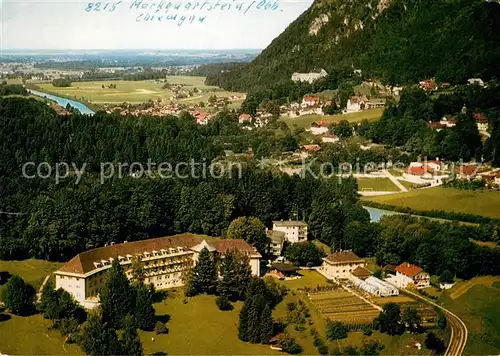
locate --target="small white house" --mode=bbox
[394,262,430,289]
[322,133,339,143]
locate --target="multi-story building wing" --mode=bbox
[54,234,261,309]
[319,250,366,280]
[272,220,308,244]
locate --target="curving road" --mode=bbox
[402,289,468,356]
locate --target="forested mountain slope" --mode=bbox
[208,0,500,92]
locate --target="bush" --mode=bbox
[215,295,233,311]
[1,275,35,315]
[317,345,329,355]
[279,336,302,354]
[326,321,348,340]
[362,326,373,336]
[154,321,169,335]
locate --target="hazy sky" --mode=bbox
[2,0,314,49]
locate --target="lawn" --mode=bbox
[0,313,81,355]
[363,187,500,219]
[37,76,245,106]
[440,278,500,355]
[280,108,384,129]
[357,178,400,192]
[140,290,280,355]
[0,259,62,299]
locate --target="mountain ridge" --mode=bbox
[207,0,500,93]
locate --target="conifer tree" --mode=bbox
[187,247,217,295]
[238,297,250,342]
[100,258,133,328]
[120,315,144,356]
[217,248,251,300]
[247,294,266,343]
[80,313,122,356]
[259,303,273,344]
[134,284,156,331]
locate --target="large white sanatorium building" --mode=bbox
[272,220,308,244]
[319,250,366,280]
[54,234,261,308]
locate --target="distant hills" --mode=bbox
[207,0,500,92]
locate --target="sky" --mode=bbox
[1,0,314,49]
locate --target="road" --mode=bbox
[403,289,468,356]
[382,169,409,192]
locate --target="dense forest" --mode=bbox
[1,97,499,281]
[207,0,500,93]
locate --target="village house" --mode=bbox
[456,165,480,180]
[272,220,308,244]
[193,111,210,125]
[266,229,286,256]
[427,121,446,132]
[474,112,489,131]
[321,133,339,143]
[238,113,252,124]
[468,78,484,87]
[346,95,368,112]
[393,262,430,289]
[310,120,330,135]
[440,116,457,128]
[53,234,261,309]
[364,98,386,110]
[419,79,437,92]
[320,250,366,280]
[301,96,320,108]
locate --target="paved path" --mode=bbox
[383,169,408,192]
[402,289,468,356]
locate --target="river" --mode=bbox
[28,89,95,115]
[363,206,402,222]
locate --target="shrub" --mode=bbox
[215,295,233,311]
[1,275,35,315]
[326,321,348,340]
[317,345,329,355]
[362,326,373,336]
[279,336,302,354]
[154,321,169,335]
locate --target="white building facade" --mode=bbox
[54,234,261,309]
[272,220,308,243]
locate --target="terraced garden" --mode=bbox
[308,290,380,324]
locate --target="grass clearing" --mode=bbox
[280,108,384,129]
[0,259,62,299]
[140,290,279,355]
[37,76,245,106]
[441,281,500,355]
[357,178,400,192]
[363,187,500,219]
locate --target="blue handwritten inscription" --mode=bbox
[84,0,281,26]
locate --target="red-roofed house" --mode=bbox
[419,79,437,92]
[474,112,489,131]
[239,113,252,124]
[302,96,320,107]
[322,133,339,143]
[394,262,430,288]
[301,144,321,153]
[193,111,210,125]
[427,121,446,131]
[406,166,433,178]
[310,120,330,135]
[456,165,479,180]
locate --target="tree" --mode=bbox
[80,313,122,356]
[1,275,35,315]
[326,321,348,340]
[375,303,404,335]
[226,216,270,255]
[100,258,133,328]
[39,280,59,319]
[238,296,250,341]
[425,332,446,353]
[186,247,217,296]
[134,284,156,331]
[217,248,251,301]
[333,120,353,138]
[401,307,421,332]
[338,83,355,109]
[216,295,233,310]
[259,303,273,344]
[120,315,144,356]
[154,321,168,334]
[361,341,385,356]
[284,242,325,266]
[279,335,302,354]
[130,256,146,285]
[439,269,454,284]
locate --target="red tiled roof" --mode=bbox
[473,112,488,123]
[315,120,331,127]
[57,234,259,275]
[301,144,321,152]
[239,114,251,121]
[407,166,432,175]
[324,251,365,264]
[351,266,372,278]
[427,122,445,129]
[395,262,423,277]
[457,165,478,176]
[303,96,319,102]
